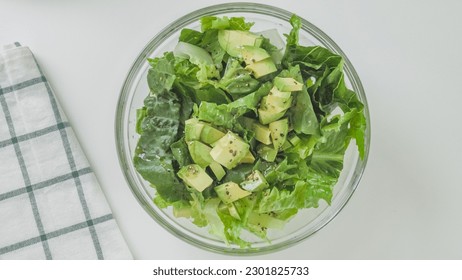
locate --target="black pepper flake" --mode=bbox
[280,133,284,137]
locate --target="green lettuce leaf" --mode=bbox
[282,14,366,158]
[201,16,254,31]
[219,57,260,99]
[197,82,271,130]
[179,28,204,45]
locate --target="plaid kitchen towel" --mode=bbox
[0,43,132,259]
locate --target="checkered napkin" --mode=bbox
[0,43,132,259]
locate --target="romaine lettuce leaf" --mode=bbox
[197,82,271,131]
[282,14,366,158]
[201,16,254,31]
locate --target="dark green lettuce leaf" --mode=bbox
[170,137,192,167]
[195,85,231,104]
[135,53,191,202]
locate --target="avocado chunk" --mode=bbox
[209,161,226,181]
[210,131,250,169]
[220,202,240,220]
[253,123,272,145]
[267,86,292,108]
[258,93,292,125]
[247,212,286,230]
[245,57,277,79]
[240,46,271,65]
[241,117,272,145]
[240,150,255,164]
[173,202,192,218]
[215,182,251,203]
[187,140,226,179]
[185,118,204,141]
[228,203,241,220]
[218,30,263,57]
[257,144,278,162]
[240,170,269,192]
[258,108,287,125]
[269,118,289,149]
[261,92,292,112]
[274,77,303,92]
[177,164,213,192]
[258,96,289,124]
[200,124,225,145]
[187,140,213,168]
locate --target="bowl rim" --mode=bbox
[115,2,371,255]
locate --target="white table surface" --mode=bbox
[2,0,462,260]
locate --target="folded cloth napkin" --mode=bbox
[0,43,132,259]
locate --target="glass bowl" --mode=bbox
[115,2,370,255]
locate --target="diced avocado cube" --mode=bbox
[200,124,225,145]
[172,202,192,218]
[210,131,250,169]
[258,108,287,125]
[241,117,272,145]
[218,30,263,57]
[258,95,291,124]
[240,150,255,164]
[240,46,271,65]
[245,57,277,79]
[257,144,278,162]
[215,182,251,203]
[240,170,269,192]
[177,164,213,192]
[247,212,286,230]
[254,37,264,48]
[262,93,292,112]
[185,118,204,141]
[209,161,226,181]
[267,86,292,108]
[273,77,303,92]
[269,118,289,149]
[227,203,241,220]
[218,201,240,220]
[187,141,213,168]
[253,123,272,145]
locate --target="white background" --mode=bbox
[1,0,462,259]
